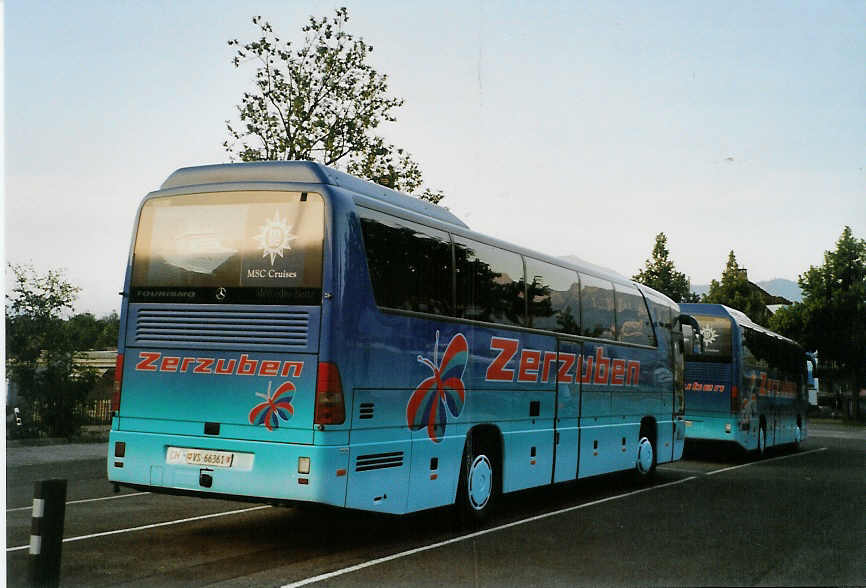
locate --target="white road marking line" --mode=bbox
[705,447,827,476]
[6,505,271,552]
[280,476,697,588]
[6,492,151,513]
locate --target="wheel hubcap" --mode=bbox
[636,437,653,474]
[468,455,492,510]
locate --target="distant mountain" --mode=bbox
[755,279,802,303]
[691,283,710,297]
[690,279,802,303]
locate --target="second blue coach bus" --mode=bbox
[109,161,701,518]
[680,303,808,454]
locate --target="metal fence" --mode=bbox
[22,399,114,427]
[74,399,114,425]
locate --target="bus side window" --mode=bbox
[579,273,615,340]
[359,209,454,316]
[525,258,580,334]
[614,284,656,346]
[454,237,525,326]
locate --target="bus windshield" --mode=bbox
[688,314,733,362]
[131,190,324,305]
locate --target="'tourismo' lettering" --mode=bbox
[135,352,303,378]
[485,340,639,386]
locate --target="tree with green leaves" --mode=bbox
[5,264,97,437]
[225,8,444,203]
[770,226,866,417]
[67,311,120,351]
[632,233,699,303]
[702,251,770,326]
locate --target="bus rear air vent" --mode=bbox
[359,403,375,419]
[132,306,311,352]
[355,451,404,472]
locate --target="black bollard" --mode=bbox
[28,479,67,588]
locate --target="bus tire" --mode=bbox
[635,422,657,482]
[456,433,497,524]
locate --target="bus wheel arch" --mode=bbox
[456,425,502,523]
[635,417,657,481]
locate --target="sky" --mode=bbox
[4,0,864,317]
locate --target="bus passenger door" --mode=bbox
[553,339,581,483]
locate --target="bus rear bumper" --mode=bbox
[684,415,751,449]
[107,430,349,507]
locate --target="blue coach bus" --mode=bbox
[109,161,701,518]
[680,303,808,454]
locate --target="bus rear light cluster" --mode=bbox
[730,385,739,413]
[298,457,310,475]
[112,353,124,413]
[314,362,345,425]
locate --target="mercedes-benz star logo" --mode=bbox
[216,287,227,302]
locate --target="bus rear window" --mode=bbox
[689,314,733,361]
[131,191,324,305]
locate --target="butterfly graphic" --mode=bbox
[248,381,295,431]
[407,331,469,443]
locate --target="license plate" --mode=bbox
[166,447,235,468]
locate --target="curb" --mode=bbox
[7,431,110,447]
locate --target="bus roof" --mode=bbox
[159,161,470,229]
[156,161,668,304]
[679,303,800,347]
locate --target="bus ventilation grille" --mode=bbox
[359,403,375,419]
[355,451,404,472]
[133,307,310,351]
[684,361,732,382]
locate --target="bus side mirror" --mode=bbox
[682,325,697,355]
[678,314,704,355]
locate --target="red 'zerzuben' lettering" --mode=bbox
[541,352,558,383]
[483,337,642,387]
[557,353,576,384]
[193,358,214,374]
[626,361,640,386]
[133,351,305,378]
[594,347,610,385]
[517,350,542,382]
[237,354,258,376]
[136,352,160,371]
[280,361,303,378]
[579,356,594,384]
[486,337,518,381]
[159,356,180,372]
[259,360,279,377]
[611,359,626,386]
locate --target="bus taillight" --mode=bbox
[730,385,738,413]
[112,353,124,413]
[315,362,345,425]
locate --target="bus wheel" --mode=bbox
[456,437,496,523]
[757,422,767,457]
[635,434,656,481]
